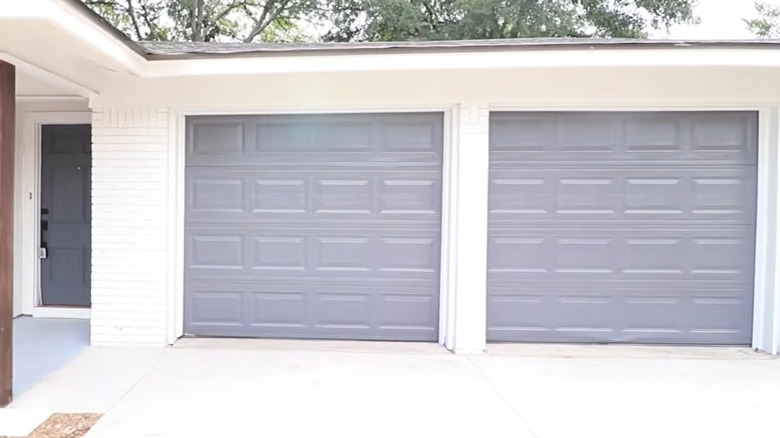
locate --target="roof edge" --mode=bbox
[141,40,780,61]
[61,0,147,58]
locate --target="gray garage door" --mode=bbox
[487,111,757,345]
[184,113,442,341]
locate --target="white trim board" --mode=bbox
[754,108,780,354]
[18,111,92,316]
[31,307,90,319]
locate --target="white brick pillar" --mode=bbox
[445,103,490,354]
[90,106,171,345]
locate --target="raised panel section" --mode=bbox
[252,236,306,271]
[624,238,684,274]
[490,115,549,152]
[378,179,438,214]
[314,179,372,213]
[624,178,684,215]
[190,178,245,213]
[317,237,371,271]
[48,248,84,286]
[51,165,86,223]
[251,292,306,327]
[489,177,552,215]
[556,178,618,215]
[255,120,311,151]
[314,294,371,327]
[556,114,617,151]
[625,115,681,151]
[190,235,244,269]
[379,238,437,272]
[555,237,616,273]
[488,237,547,273]
[317,121,372,151]
[189,292,243,325]
[379,295,436,328]
[693,114,749,152]
[253,178,307,213]
[381,120,440,153]
[190,121,244,155]
[692,178,745,215]
[49,130,87,154]
[488,291,546,330]
[691,238,746,275]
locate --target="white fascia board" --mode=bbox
[42,0,146,75]
[141,49,780,77]
[0,52,97,97]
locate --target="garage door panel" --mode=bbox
[490,111,757,165]
[185,280,437,340]
[488,111,756,345]
[185,113,442,341]
[188,118,248,156]
[187,113,443,166]
[187,290,245,327]
[187,228,440,280]
[489,167,756,223]
[488,285,752,344]
[186,168,441,222]
[488,227,754,284]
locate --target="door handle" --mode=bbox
[40,209,48,260]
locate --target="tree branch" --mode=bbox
[138,2,159,39]
[123,0,144,40]
[244,0,294,42]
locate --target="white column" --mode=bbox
[753,107,780,355]
[90,106,171,345]
[445,102,490,354]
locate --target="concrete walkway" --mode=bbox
[9,341,780,438]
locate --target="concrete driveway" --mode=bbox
[9,341,780,438]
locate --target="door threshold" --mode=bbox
[31,307,90,319]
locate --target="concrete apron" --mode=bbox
[7,341,780,438]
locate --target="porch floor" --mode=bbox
[13,316,90,396]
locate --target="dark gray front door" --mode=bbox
[41,124,92,307]
[185,113,443,341]
[487,111,757,345]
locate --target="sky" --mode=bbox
[661,0,780,39]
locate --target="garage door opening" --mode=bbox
[487,111,757,345]
[184,113,443,341]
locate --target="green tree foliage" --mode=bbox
[84,0,317,42]
[745,1,780,38]
[322,0,699,42]
[84,0,699,42]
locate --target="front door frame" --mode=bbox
[19,111,91,319]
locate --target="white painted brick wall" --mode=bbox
[90,107,170,345]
